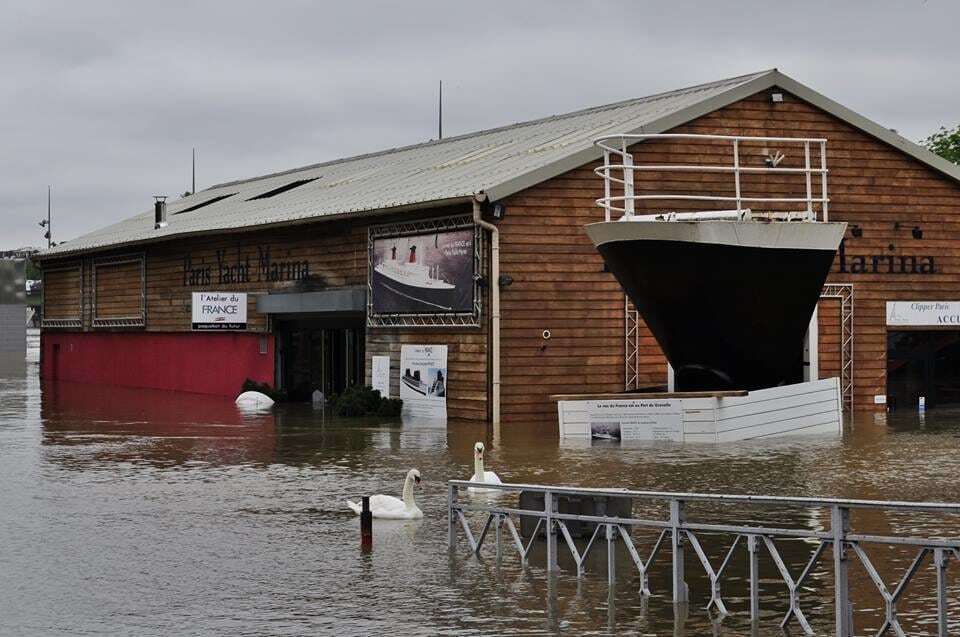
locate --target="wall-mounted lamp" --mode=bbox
[486,201,507,221]
[888,243,896,252]
[771,92,784,103]
[497,274,514,288]
[850,225,863,238]
[912,226,923,240]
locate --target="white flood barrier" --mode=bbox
[556,377,842,442]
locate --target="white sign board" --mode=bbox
[371,355,390,399]
[399,345,447,421]
[887,301,960,327]
[192,292,247,330]
[589,399,683,442]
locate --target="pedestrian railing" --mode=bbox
[447,480,960,636]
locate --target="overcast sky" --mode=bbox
[2,0,957,249]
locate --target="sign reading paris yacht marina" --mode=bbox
[371,229,474,314]
[191,292,247,330]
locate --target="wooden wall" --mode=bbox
[499,88,960,419]
[42,263,83,323]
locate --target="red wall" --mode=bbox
[40,331,274,397]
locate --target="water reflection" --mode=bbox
[0,373,956,634]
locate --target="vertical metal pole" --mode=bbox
[603,149,611,222]
[747,534,760,621]
[495,514,503,563]
[935,548,948,637]
[820,141,829,222]
[447,483,456,549]
[607,524,616,588]
[832,505,852,637]
[623,150,635,218]
[804,141,813,220]
[545,491,558,571]
[670,499,688,604]
[732,139,742,212]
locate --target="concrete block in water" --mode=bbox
[518,490,633,538]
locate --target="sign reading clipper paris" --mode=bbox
[191,292,247,330]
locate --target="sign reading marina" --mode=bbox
[886,301,960,327]
[370,229,475,315]
[191,292,247,330]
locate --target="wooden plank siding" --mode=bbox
[93,257,144,321]
[42,264,83,322]
[499,87,960,420]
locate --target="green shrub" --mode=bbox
[331,385,403,418]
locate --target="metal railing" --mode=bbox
[594,133,830,223]
[448,480,960,636]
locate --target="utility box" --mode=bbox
[0,260,26,356]
[518,490,633,539]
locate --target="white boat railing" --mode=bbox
[594,133,830,223]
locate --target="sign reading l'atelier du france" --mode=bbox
[887,301,960,327]
[192,292,247,330]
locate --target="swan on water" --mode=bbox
[468,442,502,493]
[235,390,275,409]
[347,469,423,519]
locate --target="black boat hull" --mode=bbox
[587,221,846,391]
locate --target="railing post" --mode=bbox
[935,548,949,636]
[623,153,635,218]
[803,141,813,220]
[820,141,829,222]
[732,139,742,212]
[670,498,688,604]
[606,524,616,587]
[747,534,760,621]
[603,149,611,222]
[832,505,853,637]
[545,490,558,571]
[447,483,457,549]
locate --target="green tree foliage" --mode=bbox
[921,125,960,165]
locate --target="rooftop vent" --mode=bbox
[174,193,236,215]
[153,196,167,229]
[246,177,319,201]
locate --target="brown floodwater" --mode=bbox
[1,356,958,635]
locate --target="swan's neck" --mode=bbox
[402,475,416,508]
[474,454,484,480]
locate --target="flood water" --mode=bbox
[1,357,959,635]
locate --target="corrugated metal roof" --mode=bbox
[39,69,960,258]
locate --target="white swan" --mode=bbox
[468,442,502,493]
[347,469,423,519]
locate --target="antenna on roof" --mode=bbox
[192,147,196,194]
[438,80,443,140]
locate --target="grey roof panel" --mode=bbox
[39,69,960,259]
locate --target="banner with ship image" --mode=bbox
[371,228,475,315]
[399,344,447,421]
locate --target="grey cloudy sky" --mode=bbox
[2,0,957,249]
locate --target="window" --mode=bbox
[246,178,319,201]
[174,193,236,214]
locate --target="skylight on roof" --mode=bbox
[174,193,236,214]
[246,177,319,201]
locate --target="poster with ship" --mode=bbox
[399,344,447,421]
[371,229,474,314]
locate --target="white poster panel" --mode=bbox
[371,355,390,399]
[191,292,247,330]
[887,301,960,327]
[399,345,448,420]
[589,399,683,442]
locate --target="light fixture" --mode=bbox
[771,92,784,103]
[850,225,863,238]
[488,201,507,221]
[912,226,923,240]
[497,274,513,288]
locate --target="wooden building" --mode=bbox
[35,69,960,421]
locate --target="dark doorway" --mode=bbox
[887,331,960,410]
[275,318,365,401]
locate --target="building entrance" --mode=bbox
[276,319,365,401]
[887,331,960,410]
